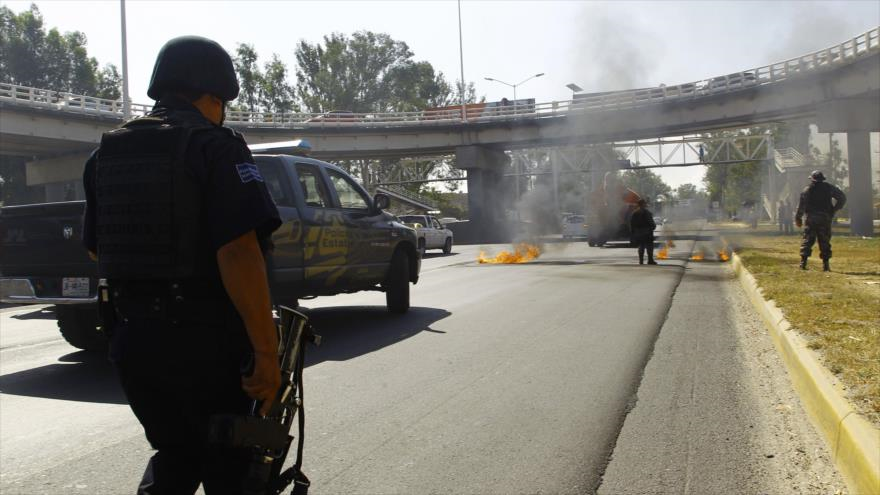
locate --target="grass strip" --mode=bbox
[723,225,879,425]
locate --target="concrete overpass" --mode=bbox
[1,27,878,235]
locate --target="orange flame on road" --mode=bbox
[689,246,730,262]
[478,243,542,264]
[717,240,731,262]
[656,240,673,260]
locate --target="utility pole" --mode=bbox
[828,132,834,177]
[457,0,466,122]
[120,0,131,119]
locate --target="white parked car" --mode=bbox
[398,214,454,254]
[562,214,588,239]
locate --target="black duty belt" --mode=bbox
[109,279,226,299]
[110,280,233,324]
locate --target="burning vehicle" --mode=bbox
[588,172,642,247]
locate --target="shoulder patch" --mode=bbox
[236,163,264,183]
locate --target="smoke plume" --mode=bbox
[570,5,664,92]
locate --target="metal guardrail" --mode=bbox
[0,84,151,117]
[375,185,437,210]
[0,27,877,128]
[773,147,806,170]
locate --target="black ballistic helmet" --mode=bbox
[810,170,826,182]
[147,36,239,102]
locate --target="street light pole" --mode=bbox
[484,73,545,103]
[457,0,466,122]
[120,0,131,119]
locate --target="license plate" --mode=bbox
[62,277,90,298]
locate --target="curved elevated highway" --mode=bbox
[1,28,878,235]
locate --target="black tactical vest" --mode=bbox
[804,182,833,216]
[95,117,206,279]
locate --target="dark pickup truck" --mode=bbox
[0,154,421,350]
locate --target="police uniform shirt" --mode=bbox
[83,96,282,286]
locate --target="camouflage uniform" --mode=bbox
[800,212,834,259]
[795,180,846,264]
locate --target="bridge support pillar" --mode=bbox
[26,152,92,186]
[455,146,510,243]
[817,98,879,237]
[846,131,874,236]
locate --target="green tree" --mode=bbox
[0,4,119,97]
[0,5,121,98]
[620,168,672,203]
[261,54,295,113]
[809,136,848,185]
[675,183,700,200]
[701,124,787,216]
[291,30,478,189]
[95,64,121,100]
[387,60,452,110]
[294,31,465,114]
[295,31,412,113]
[232,43,262,112]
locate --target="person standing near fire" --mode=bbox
[795,170,846,271]
[630,198,657,265]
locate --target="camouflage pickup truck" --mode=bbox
[0,153,421,350]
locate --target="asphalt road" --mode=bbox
[0,229,844,494]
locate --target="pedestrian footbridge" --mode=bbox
[1,28,878,236]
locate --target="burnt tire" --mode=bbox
[56,305,107,352]
[385,251,410,314]
[443,237,453,254]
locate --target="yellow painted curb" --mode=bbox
[730,252,880,495]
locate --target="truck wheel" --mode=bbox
[56,306,107,352]
[443,237,453,254]
[417,238,426,257]
[385,251,410,314]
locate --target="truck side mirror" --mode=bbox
[373,193,390,211]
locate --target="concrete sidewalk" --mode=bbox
[599,258,845,494]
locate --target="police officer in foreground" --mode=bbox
[795,170,846,271]
[83,36,282,493]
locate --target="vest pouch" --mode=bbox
[96,120,201,280]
